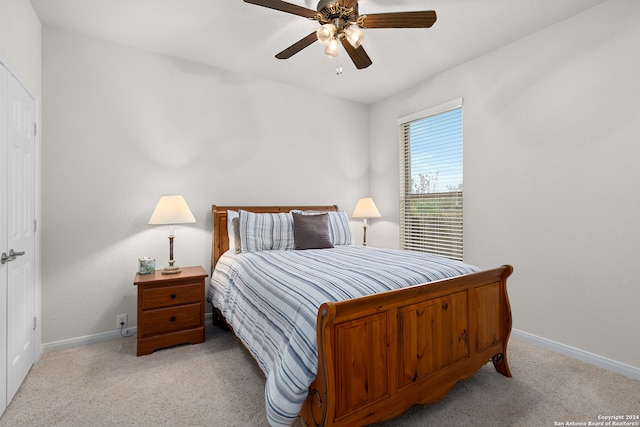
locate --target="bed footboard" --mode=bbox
[301,265,513,427]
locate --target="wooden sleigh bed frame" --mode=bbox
[211,205,513,427]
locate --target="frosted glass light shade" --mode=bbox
[316,23,336,44]
[324,38,339,58]
[352,197,381,219]
[148,195,196,225]
[344,26,364,49]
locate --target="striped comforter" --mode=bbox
[207,245,479,427]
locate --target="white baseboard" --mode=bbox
[41,313,214,354]
[512,329,640,381]
[42,327,138,353]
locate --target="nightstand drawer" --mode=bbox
[142,303,202,335]
[142,282,201,310]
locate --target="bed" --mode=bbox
[208,205,513,427]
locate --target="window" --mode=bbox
[399,99,464,260]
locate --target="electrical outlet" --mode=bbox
[116,314,128,330]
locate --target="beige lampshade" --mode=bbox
[148,195,196,225]
[352,197,381,219]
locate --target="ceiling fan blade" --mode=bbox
[340,38,372,70]
[338,0,358,9]
[276,32,318,59]
[358,11,437,29]
[243,0,317,19]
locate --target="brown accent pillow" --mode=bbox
[292,212,334,250]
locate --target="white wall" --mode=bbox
[0,0,41,95]
[369,0,640,369]
[0,0,42,359]
[40,27,369,345]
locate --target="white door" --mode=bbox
[0,62,9,415]
[5,68,36,404]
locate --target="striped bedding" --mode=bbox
[207,245,479,427]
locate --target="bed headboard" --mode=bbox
[211,205,339,274]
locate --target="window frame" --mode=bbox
[398,98,464,260]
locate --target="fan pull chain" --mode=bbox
[335,38,342,75]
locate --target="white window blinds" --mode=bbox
[399,99,464,260]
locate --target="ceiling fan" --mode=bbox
[243,0,437,70]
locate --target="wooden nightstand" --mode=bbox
[133,266,208,356]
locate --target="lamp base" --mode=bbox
[162,255,181,274]
[161,266,182,275]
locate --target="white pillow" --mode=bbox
[326,211,352,246]
[239,210,295,253]
[226,210,239,253]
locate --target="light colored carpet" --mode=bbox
[1,325,638,426]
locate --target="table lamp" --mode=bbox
[148,195,196,274]
[352,197,381,246]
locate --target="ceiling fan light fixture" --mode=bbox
[316,23,337,44]
[324,37,340,58]
[344,25,364,49]
[243,0,437,71]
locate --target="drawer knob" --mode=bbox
[170,293,177,299]
[170,316,176,322]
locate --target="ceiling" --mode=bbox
[30,0,606,104]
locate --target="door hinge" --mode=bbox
[33,122,37,137]
[33,316,37,330]
[34,219,37,233]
